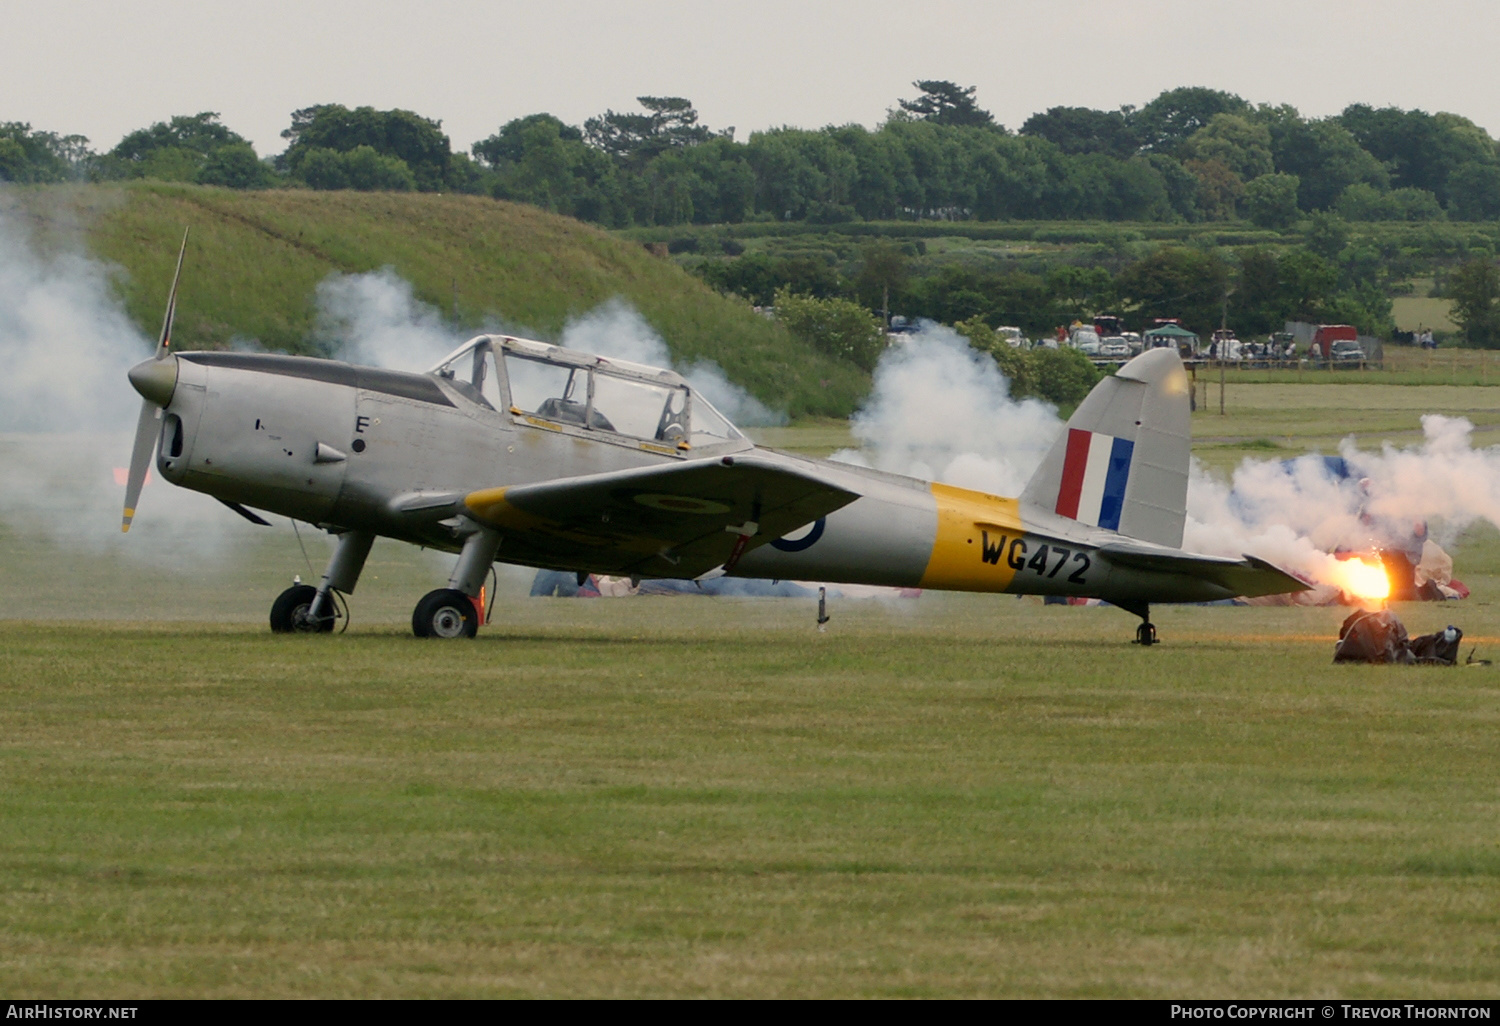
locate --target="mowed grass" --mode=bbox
[2,588,1500,998]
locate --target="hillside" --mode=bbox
[0,183,868,418]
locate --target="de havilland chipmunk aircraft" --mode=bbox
[122,240,1307,643]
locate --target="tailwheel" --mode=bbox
[1135,621,1158,646]
[270,584,335,634]
[412,588,480,639]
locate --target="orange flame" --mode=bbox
[1329,557,1391,602]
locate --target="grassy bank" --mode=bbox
[0,183,868,418]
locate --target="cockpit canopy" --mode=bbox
[428,334,744,448]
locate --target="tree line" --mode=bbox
[5,83,1500,227]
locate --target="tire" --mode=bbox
[270,584,334,634]
[412,588,479,639]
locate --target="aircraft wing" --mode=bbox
[1099,543,1311,598]
[464,453,860,578]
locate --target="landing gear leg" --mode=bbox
[1117,601,1158,646]
[271,530,374,633]
[412,527,500,639]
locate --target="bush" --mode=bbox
[196,142,275,189]
[1030,346,1101,407]
[773,286,887,371]
[300,145,415,192]
[1243,173,1300,229]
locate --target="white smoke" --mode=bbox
[833,323,1500,594]
[559,298,785,427]
[316,268,464,371]
[831,322,1062,494]
[1186,415,1500,584]
[0,209,267,571]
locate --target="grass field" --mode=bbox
[2,593,1498,998]
[4,375,1500,996]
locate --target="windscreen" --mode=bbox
[689,394,744,446]
[591,373,682,441]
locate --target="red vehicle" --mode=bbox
[1312,324,1358,360]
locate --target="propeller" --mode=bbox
[121,228,189,533]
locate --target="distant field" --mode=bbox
[1392,296,1458,334]
[1186,381,1500,472]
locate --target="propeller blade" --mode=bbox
[124,227,188,532]
[121,399,159,533]
[154,227,190,359]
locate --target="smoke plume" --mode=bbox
[316,268,466,371]
[832,322,1062,495]
[0,209,267,570]
[833,323,1500,593]
[1185,415,1500,584]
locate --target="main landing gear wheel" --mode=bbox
[270,584,334,634]
[412,588,479,639]
[1135,621,1158,646]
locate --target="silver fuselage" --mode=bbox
[155,351,1240,605]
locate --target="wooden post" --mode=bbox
[1219,358,1226,416]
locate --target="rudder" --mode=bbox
[1020,347,1191,548]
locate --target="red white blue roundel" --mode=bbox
[633,493,732,515]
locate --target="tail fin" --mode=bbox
[1020,347,1191,548]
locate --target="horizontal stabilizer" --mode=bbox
[1100,543,1310,598]
[465,454,860,578]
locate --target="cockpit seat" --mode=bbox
[537,396,615,432]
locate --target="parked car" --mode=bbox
[1329,339,1366,365]
[1098,336,1131,359]
[997,326,1029,349]
[1070,327,1101,355]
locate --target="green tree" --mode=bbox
[896,81,997,129]
[583,96,719,165]
[1303,211,1351,260]
[1019,106,1137,158]
[855,241,909,321]
[1446,258,1500,347]
[281,105,451,191]
[0,123,91,182]
[1133,87,1251,153]
[1258,108,1387,210]
[1340,105,1498,206]
[1447,162,1500,220]
[1243,173,1301,228]
[1116,247,1232,333]
[1178,113,1273,180]
[1181,158,1243,220]
[196,142,275,188]
[773,287,887,371]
